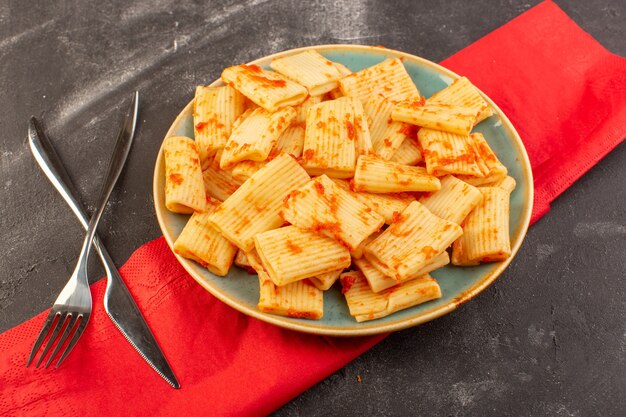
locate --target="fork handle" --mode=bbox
[28,117,114,277]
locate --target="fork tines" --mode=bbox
[26,310,87,368]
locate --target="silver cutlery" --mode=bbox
[26,92,137,369]
[27,93,179,388]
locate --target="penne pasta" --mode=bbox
[338,58,420,103]
[428,76,493,124]
[341,271,441,322]
[208,153,310,251]
[273,124,305,158]
[254,225,351,286]
[390,133,423,165]
[419,175,483,224]
[363,94,412,160]
[453,187,511,263]
[457,133,508,185]
[173,197,238,276]
[202,158,243,201]
[332,178,414,224]
[194,85,246,168]
[220,106,296,169]
[282,175,384,250]
[270,50,344,96]
[234,250,256,273]
[163,136,208,213]
[247,249,324,320]
[364,201,462,280]
[354,251,449,293]
[417,128,484,177]
[221,64,308,112]
[300,97,367,178]
[309,269,343,291]
[392,100,477,136]
[353,155,441,193]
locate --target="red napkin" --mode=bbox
[2,1,625,415]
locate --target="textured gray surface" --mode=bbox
[0,1,625,416]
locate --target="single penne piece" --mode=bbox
[390,133,423,165]
[194,85,245,168]
[300,97,359,178]
[309,269,343,291]
[231,160,266,182]
[332,179,414,224]
[207,153,310,251]
[428,76,493,124]
[254,225,351,286]
[392,100,477,136]
[163,136,208,213]
[340,271,441,322]
[202,159,243,201]
[417,128,484,177]
[282,175,384,250]
[221,64,308,112]
[220,106,296,169]
[334,62,353,77]
[353,155,441,193]
[173,197,238,276]
[247,249,324,320]
[270,50,344,96]
[364,201,462,280]
[363,94,411,160]
[294,95,324,124]
[457,187,511,263]
[354,251,449,293]
[419,175,483,225]
[457,133,508,185]
[339,58,420,103]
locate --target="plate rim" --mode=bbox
[152,44,534,336]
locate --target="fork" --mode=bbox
[26,92,138,368]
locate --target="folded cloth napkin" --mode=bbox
[1,1,625,416]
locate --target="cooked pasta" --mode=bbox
[419,175,483,225]
[254,225,351,286]
[194,85,245,168]
[341,271,441,322]
[165,53,517,322]
[163,136,208,213]
[354,251,449,293]
[207,153,310,251]
[392,100,477,136]
[353,155,441,193]
[221,64,308,112]
[281,175,384,250]
[339,58,420,103]
[332,178,414,224]
[428,76,493,123]
[417,128,484,177]
[270,50,344,96]
[173,197,238,276]
[219,106,296,169]
[363,94,412,160]
[364,201,462,280]
[452,187,511,264]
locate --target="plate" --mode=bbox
[153,45,533,336]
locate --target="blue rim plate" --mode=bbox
[153,45,533,336]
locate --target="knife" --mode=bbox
[28,93,180,388]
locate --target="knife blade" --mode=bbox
[28,93,180,388]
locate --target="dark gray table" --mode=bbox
[1,1,624,416]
